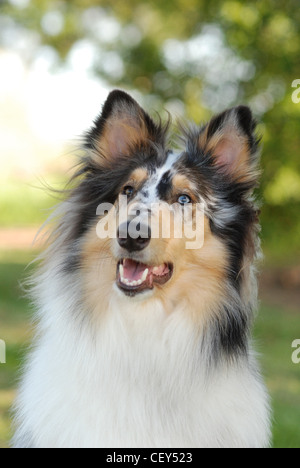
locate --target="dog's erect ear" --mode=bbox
[199,106,260,184]
[86,90,163,165]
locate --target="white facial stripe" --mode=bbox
[140,152,182,204]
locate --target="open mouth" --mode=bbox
[117,259,173,296]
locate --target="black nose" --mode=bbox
[117,221,151,252]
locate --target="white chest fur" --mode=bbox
[13,289,271,448]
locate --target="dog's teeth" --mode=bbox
[153,267,159,274]
[119,264,149,287]
[141,269,149,283]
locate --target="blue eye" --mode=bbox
[123,186,135,197]
[178,194,192,205]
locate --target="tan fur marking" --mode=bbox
[153,216,229,323]
[129,168,149,186]
[172,174,198,201]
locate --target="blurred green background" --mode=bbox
[0,0,299,448]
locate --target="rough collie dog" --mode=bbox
[13,90,271,448]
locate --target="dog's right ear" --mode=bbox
[86,90,163,166]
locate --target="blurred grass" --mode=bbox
[0,249,300,448]
[254,305,300,448]
[0,178,66,228]
[0,250,36,448]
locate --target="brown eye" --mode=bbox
[123,186,135,197]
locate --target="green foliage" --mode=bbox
[0,0,299,257]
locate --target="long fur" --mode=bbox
[13,90,271,448]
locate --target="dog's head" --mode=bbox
[63,90,260,319]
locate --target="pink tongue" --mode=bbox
[123,259,148,281]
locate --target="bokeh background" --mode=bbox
[0,0,300,448]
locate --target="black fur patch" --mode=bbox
[213,305,250,359]
[156,170,172,200]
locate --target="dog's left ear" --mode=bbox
[199,106,260,184]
